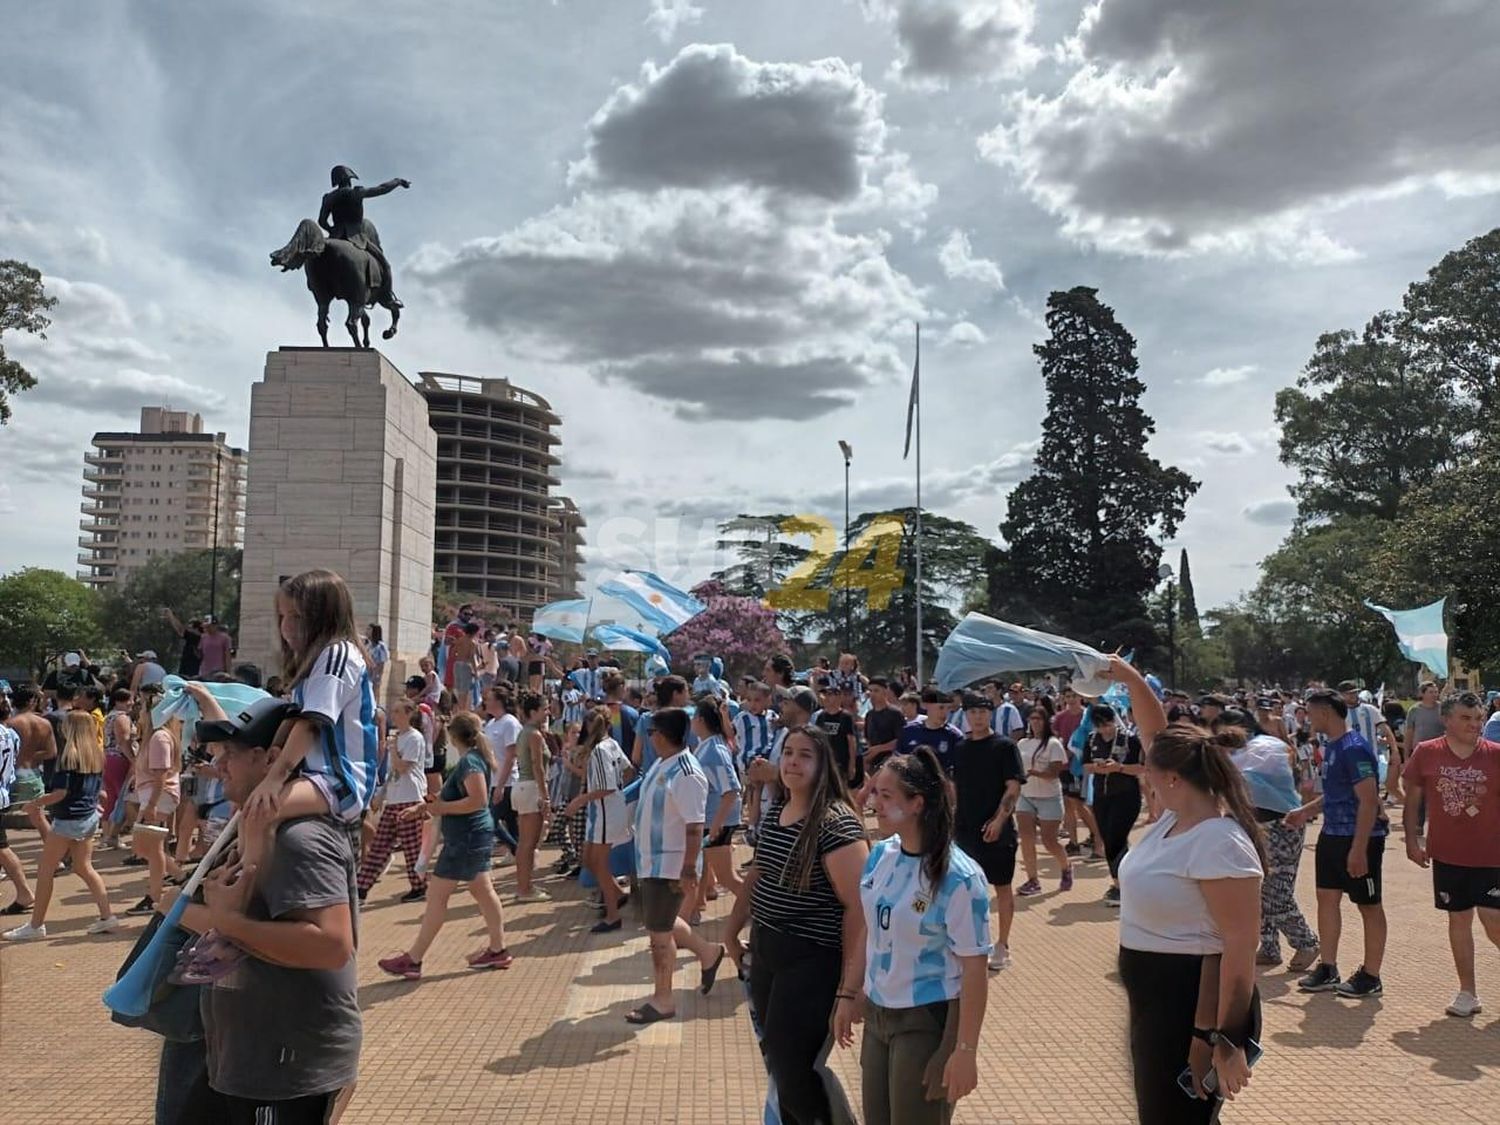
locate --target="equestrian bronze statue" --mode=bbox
[271,165,409,347]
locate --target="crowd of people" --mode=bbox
[3,578,1499,1125]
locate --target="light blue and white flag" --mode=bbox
[934,612,1112,694]
[1365,597,1448,678]
[597,570,705,636]
[591,622,672,665]
[532,598,591,643]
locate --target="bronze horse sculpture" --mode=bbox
[270,166,409,348]
[271,220,400,347]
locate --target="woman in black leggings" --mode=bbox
[724,725,868,1125]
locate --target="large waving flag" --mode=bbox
[591,622,672,664]
[532,598,591,643]
[934,612,1112,694]
[1365,597,1448,678]
[597,570,705,636]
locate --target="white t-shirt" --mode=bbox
[484,713,523,793]
[1118,812,1264,955]
[1017,736,1068,800]
[385,728,428,805]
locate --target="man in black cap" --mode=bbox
[173,695,362,1123]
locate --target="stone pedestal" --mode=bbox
[238,348,436,703]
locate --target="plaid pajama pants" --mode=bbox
[357,802,427,894]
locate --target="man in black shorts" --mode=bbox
[1401,691,1500,1018]
[951,693,1023,971]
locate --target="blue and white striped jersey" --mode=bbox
[294,640,380,822]
[696,735,742,829]
[733,709,776,773]
[859,837,992,1009]
[1348,703,1387,759]
[632,749,708,879]
[570,666,606,701]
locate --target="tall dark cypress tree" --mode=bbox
[1178,548,1201,639]
[995,287,1198,648]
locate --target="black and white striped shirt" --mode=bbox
[750,800,865,949]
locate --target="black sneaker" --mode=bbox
[1298,963,1341,992]
[1334,968,1383,999]
[122,855,149,868]
[125,896,156,917]
[399,887,427,904]
[1103,885,1121,907]
[1064,842,1082,857]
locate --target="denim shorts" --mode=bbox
[1016,793,1065,821]
[51,812,101,841]
[434,837,496,882]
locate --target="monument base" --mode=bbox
[238,347,436,704]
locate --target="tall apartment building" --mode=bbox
[78,407,246,588]
[418,373,586,615]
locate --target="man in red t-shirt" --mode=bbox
[1401,690,1500,1019]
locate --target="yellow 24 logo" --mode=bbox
[765,513,906,612]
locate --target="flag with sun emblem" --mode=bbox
[598,569,706,636]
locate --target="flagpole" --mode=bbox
[914,322,923,687]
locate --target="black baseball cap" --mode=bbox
[196,696,300,750]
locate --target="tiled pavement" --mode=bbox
[2,817,1498,1124]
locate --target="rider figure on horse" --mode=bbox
[319,165,409,309]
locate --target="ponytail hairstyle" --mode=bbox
[518,691,545,721]
[60,710,104,773]
[447,711,492,772]
[777,724,861,893]
[1148,723,1267,866]
[579,706,611,752]
[694,696,727,738]
[878,747,956,892]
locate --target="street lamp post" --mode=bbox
[838,440,852,654]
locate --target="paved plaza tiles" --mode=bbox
[2,817,1497,1124]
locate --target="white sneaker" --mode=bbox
[3,922,45,941]
[87,916,123,935]
[1446,991,1483,1017]
[988,944,1012,972]
[515,888,553,904]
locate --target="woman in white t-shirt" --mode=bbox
[1014,708,1073,896]
[356,700,431,903]
[1107,657,1265,1124]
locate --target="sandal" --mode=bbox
[700,945,726,995]
[625,1002,674,1025]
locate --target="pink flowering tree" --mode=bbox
[665,580,789,682]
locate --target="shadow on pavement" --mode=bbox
[1269,995,1380,1050]
[1391,1015,1500,1081]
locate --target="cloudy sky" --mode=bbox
[3,0,1497,613]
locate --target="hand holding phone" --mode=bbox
[1178,1037,1263,1100]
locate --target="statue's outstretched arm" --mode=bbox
[363,178,412,199]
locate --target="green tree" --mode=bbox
[97,549,243,664]
[1249,517,1401,687]
[995,287,1198,649]
[1404,226,1500,423]
[1177,548,1201,640]
[710,513,814,633]
[0,260,56,424]
[1374,439,1500,671]
[1274,311,1460,522]
[0,568,102,676]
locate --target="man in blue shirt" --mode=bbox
[1288,689,1388,999]
[895,688,964,775]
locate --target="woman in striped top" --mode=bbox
[725,725,868,1125]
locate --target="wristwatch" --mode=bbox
[1193,1027,1242,1049]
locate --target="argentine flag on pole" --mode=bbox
[532,598,591,643]
[1365,597,1449,678]
[597,570,705,636]
[591,623,672,664]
